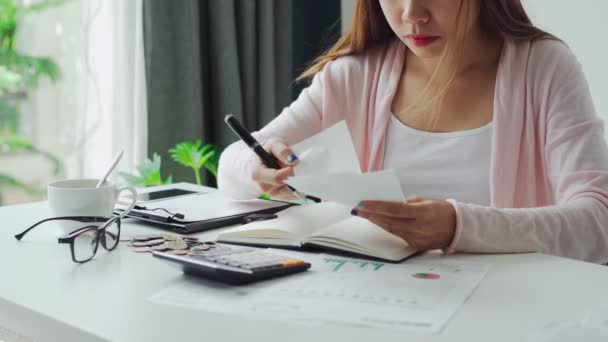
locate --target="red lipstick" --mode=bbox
[406,35,439,47]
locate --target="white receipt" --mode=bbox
[287,120,404,206]
[286,169,404,207]
[291,121,361,176]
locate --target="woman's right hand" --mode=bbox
[251,138,300,200]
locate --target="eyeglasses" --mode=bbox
[14,216,122,263]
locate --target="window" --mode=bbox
[0,0,146,206]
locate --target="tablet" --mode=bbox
[128,188,198,202]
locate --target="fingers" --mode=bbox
[252,138,298,189]
[355,200,428,219]
[404,196,426,203]
[268,186,299,201]
[253,164,294,186]
[356,212,428,250]
[353,197,452,251]
[265,139,299,167]
[361,213,414,233]
[358,212,420,244]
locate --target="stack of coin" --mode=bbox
[127,234,202,255]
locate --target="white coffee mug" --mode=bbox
[48,179,137,234]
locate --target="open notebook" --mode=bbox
[217,202,418,262]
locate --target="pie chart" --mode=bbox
[412,273,440,279]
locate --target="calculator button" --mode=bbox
[206,250,232,257]
[175,244,311,279]
[212,258,226,264]
[234,247,255,253]
[280,259,306,267]
[251,261,281,268]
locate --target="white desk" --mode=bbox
[1,189,607,341]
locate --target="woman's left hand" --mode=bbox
[351,196,457,251]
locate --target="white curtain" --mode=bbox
[17,0,147,183]
[81,0,148,180]
[111,0,148,176]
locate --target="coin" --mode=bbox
[151,243,170,251]
[131,234,163,242]
[133,247,151,253]
[190,244,211,251]
[169,250,188,256]
[131,239,163,247]
[145,239,166,246]
[188,249,208,256]
[161,234,178,241]
[166,240,188,250]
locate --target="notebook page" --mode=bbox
[304,216,415,261]
[218,202,350,241]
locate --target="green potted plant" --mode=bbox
[120,140,220,188]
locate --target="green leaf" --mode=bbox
[0,97,19,134]
[0,50,60,92]
[204,145,220,177]
[0,65,21,94]
[0,0,18,41]
[16,0,66,20]
[169,140,204,169]
[169,140,220,184]
[0,134,33,151]
[117,172,143,187]
[119,153,173,187]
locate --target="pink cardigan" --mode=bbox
[218,39,608,263]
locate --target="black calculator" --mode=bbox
[152,243,311,285]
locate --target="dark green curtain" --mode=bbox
[143,0,341,186]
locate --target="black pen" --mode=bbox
[224,114,321,203]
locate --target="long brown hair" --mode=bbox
[298,0,554,80]
[297,0,555,129]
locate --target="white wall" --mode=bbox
[341,0,355,31]
[523,0,608,141]
[341,1,608,140]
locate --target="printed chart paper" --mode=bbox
[149,251,489,333]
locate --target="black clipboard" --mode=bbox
[116,202,294,234]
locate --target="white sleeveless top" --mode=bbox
[383,114,493,206]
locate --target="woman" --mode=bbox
[218,0,608,263]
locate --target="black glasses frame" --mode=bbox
[15,216,122,263]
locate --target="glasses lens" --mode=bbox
[73,228,99,262]
[102,218,120,250]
